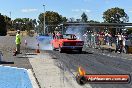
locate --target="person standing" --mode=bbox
[87,31,91,47]
[52,32,56,39]
[13,30,21,56]
[91,32,95,48]
[83,32,88,46]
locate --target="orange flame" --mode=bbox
[78,66,86,76]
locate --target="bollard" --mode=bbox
[0,51,3,61]
[35,43,40,53]
[25,39,28,53]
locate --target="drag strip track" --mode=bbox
[46,50,132,88]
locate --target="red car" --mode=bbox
[51,34,84,53]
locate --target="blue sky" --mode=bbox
[0,0,132,22]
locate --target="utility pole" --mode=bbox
[9,11,12,31]
[43,5,45,34]
[9,11,11,18]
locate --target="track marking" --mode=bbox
[27,69,39,88]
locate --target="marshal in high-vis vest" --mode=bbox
[13,30,21,56]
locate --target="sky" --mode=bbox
[0,0,132,22]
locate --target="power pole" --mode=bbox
[9,11,11,18]
[43,5,45,34]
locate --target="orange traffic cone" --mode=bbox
[35,43,40,53]
[13,48,17,56]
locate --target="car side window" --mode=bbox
[71,35,77,39]
[56,35,63,39]
[60,35,63,39]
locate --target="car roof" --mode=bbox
[56,34,75,36]
[63,34,75,35]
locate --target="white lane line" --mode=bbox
[27,69,39,88]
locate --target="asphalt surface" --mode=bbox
[0,36,132,88]
[0,36,32,69]
[45,48,132,88]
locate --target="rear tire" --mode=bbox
[78,49,82,53]
[59,46,63,53]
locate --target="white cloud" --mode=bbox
[21,8,38,13]
[72,9,91,13]
[104,0,115,3]
[81,9,91,13]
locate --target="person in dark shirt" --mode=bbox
[53,32,56,39]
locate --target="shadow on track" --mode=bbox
[0,61,14,64]
[65,51,93,54]
[17,56,33,58]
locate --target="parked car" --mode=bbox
[51,34,84,53]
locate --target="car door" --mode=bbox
[52,35,57,48]
[56,35,60,48]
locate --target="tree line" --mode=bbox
[0,7,131,36]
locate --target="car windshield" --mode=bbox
[63,34,77,39]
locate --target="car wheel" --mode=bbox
[78,49,82,53]
[123,46,128,54]
[115,49,117,53]
[59,46,63,53]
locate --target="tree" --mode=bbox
[13,18,24,31]
[61,17,67,22]
[38,11,63,25]
[103,7,129,23]
[13,18,35,31]
[126,28,132,35]
[103,7,129,35]
[37,11,66,33]
[32,19,37,26]
[88,20,100,23]
[0,13,12,36]
[81,12,88,22]
[68,17,75,22]
[4,16,11,31]
[0,13,6,36]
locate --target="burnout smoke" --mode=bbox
[37,35,52,50]
[65,25,88,41]
[26,35,52,50]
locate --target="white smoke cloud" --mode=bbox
[65,26,89,41]
[25,36,53,50]
[37,36,53,50]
